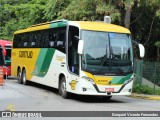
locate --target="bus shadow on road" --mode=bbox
[27,81,59,94]
[69,94,127,103]
[5,76,17,80]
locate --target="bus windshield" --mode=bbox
[81,30,133,76]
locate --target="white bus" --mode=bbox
[11,20,145,99]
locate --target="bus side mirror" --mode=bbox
[78,40,84,54]
[132,40,145,58]
[139,44,145,58]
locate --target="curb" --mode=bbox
[131,93,160,101]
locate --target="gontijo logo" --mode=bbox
[19,51,33,58]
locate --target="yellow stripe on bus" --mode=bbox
[77,21,130,34]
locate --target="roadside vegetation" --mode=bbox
[133,82,160,95]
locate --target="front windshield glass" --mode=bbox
[81,30,133,76]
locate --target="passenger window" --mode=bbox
[48,30,57,48]
[31,41,36,47]
[13,27,66,49]
[24,42,28,47]
[49,41,55,47]
[56,28,66,53]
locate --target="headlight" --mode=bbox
[124,78,133,84]
[81,76,95,84]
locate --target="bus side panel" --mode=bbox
[11,48,40,78]
[31,50,69,89]
[11,49,19,77]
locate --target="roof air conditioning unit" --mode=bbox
[104,16,111,24]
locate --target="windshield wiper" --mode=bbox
[96,53,108,73]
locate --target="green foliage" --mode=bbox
[96,0,121,22]
[133,83,160,95]
[0,0,160,59]
[155,41,160,47]
[59,0,98,21]
[156,10,160,17]
[44,0,71,20]
[1,19,18,40]
[48,0,122,22]
[0,0,48,40]
[133,83,153,94]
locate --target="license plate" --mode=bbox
[105,88,114,92]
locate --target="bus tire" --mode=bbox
[18,69,23,84]
[59,77,70,99]
[22,69,28,85]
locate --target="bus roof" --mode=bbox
[14,20,68,34]
[0,40,12,47]
[75,21,130,34]
[14,20,130,34]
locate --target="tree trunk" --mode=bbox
[124,5,131,29]
[157,47,160,59]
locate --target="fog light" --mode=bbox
[83,88,87,91]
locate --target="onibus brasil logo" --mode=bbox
[2,104,42,118]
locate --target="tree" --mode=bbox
[0,0,48,40]
[155,2,160,48]
[44,0,71,20]
[1,0,160,59]
[44,0,122,23]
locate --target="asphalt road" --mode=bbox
[1,77,160,111]
[0,77,160,119]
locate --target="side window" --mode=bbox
[48,29,57,48]
[56,27,66,53]
[13,35,19,48]
[22,34,29,48]
[30,33,38,48]
[13,34,23,48]
[13,27,66,49]
[13,33,30,48]
[48,27,66,53]
[41,30,48,48]
[35,30,48,48]
[24,41,28,47]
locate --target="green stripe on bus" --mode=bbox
[33,48,55,77]
[111,74,132,84]
[50,21,67,28]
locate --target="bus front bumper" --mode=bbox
[76,80,133,96]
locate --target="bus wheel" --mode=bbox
[59,77,70,99]
[18,69,22,84]
[22,69,28,85]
